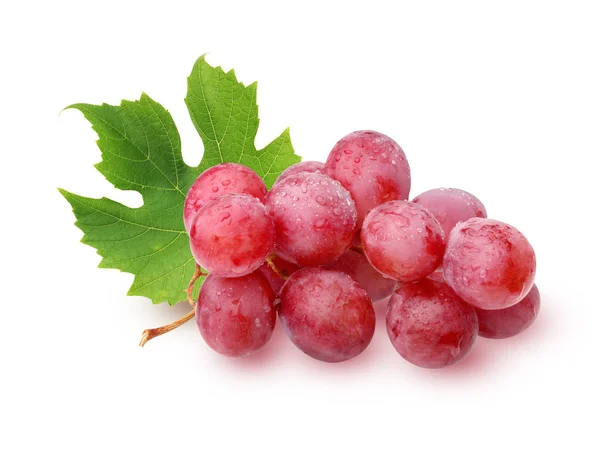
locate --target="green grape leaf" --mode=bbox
[186,55,299,189]
[60,56,301,305]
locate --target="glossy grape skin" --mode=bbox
[412,188,487,241]
[183,163,267,233]
[361,200,445,282]
[189,194,275,277]
[196,272,276,357]
[325,250,397,301]
[265,172,357,266]
[273,161,325,186]
[443,218,536,310]
[279,268,375,363]
[324,130,411,224]
[427,270,540,340]
[386,279,479,369]
[476,284,541,338]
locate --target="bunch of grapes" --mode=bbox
[184,131,538,368]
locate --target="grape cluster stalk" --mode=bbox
[141,131,539,369]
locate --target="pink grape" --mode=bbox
[476,284,541,339]
[189,193,274,277]
[279,268,375,363]
[412,188,487,241]
[325,249,397,301]
[196,272,276,357]
[273,161,325,186]
[324,130,411,224]
[265,172,357,266]
[184,163,267,233]
[361,200,445,282]
[443,218,536,310]
[386,279,479,369]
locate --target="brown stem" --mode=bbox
[267,255,289,280]
[186,263,206,307]
[139,264,205,348]
[139,309,195,347]
[350,244,364,255]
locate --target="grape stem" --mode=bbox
[350,244,364,255]
[139,263,205,347]
[267,255,289,280]
[139,310,195,347]
[186,263,206,307]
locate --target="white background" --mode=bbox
[1,1,599,456]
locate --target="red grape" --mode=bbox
[412,188,487,241]
[189,194,274,277]
[324,249,397,301]
[443,218,536,310]
[273,161,325,186]
[386,279,479,369]
[184,163,267,233]
[265,172,357,266]
[279,268,375,362]
[361,200,445,282]
[324,130,411,224]
[476,284,541,338]
[196,272,276,357]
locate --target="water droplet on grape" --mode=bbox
[218,212,231,222]
[344,149,353,155]
[222,179,231,186]
[316,195,327,206]
[212,186,219,192]
[314,219,327,230]
[354,157,361,163]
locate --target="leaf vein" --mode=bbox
[129,256,195,293]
